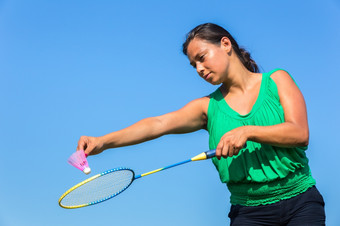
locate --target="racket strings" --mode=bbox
[60,169,134,207]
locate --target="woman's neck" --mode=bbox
[222,58,256,94]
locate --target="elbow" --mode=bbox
[300,138,309,147]
[299,129,309,146]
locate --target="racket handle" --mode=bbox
[204,149,216,159]
[207,143,247,158]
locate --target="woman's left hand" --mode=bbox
[215,126,249,160]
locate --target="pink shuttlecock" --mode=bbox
[67,150,91,174]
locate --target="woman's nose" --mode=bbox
[196,63,204,76]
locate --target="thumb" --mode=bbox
[77,136,88,152]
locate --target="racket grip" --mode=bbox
[205,149,216,159]
[205,143,247,159]
[210,143,248,157]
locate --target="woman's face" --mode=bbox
[186,37,231,85]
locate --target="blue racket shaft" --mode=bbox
[135,149,216,179]
[135,143,247,179]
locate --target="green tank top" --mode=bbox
[207,69,315,206]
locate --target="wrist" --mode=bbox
[244,125,255,141]
[99,135,112,150]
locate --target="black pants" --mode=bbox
[229,186,325,226]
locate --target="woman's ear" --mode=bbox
[221,37,232,52]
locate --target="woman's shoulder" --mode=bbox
[267,69,298,88]
[265,68,290,78]
[184,95,210,115]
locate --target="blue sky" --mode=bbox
[1,0,339,225]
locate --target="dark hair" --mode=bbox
[182,23,259,73]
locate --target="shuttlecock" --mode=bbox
[67,150,91,174]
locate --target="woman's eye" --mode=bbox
[199,55,205,61]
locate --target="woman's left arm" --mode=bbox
[216,70,309,159]
[247,70,309,145]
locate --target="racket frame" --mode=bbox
[58,167,135,209]
[59,149,217,209]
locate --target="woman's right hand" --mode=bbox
[77,136,105,156]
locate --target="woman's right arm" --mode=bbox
[77,97,209,156]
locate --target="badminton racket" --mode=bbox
[59,149,216,209]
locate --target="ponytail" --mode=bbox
[239,48,259,73]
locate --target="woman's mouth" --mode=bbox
[204,72,211,80]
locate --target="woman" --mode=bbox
[77,23,325,225]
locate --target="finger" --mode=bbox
[233,142,246,155]
[84,144,94,156]
[233,146,241,156]
[77,136,87,151]
[221,144,229,158]
[216,142,224,160]
[228,146,234,157]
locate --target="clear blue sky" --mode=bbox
[1,0,339,225]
